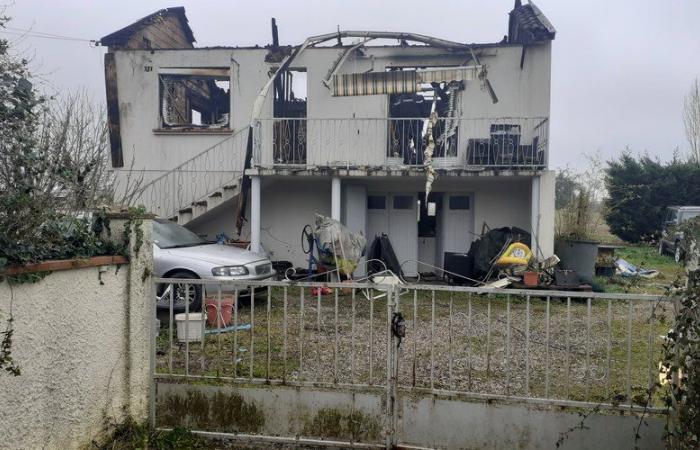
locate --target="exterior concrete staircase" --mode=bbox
[134,127,248,225]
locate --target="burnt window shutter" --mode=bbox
[104,52,124,168]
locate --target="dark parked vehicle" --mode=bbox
[659,206,700,262]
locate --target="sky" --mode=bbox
[3,0,699,169]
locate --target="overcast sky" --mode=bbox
[3,0,699,168]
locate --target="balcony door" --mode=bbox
[386,67,461,166]
[273,69,307,164]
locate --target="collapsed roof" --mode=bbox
[100,6,195,49]
[508,0,556,44]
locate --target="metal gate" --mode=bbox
[151,278,670,449]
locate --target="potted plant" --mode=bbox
[554,186,600,283]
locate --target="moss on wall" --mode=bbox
[158,390,265,434]
[302,407,381,442]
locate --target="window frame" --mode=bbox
[155,67,232,134]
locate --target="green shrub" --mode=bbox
[604,153,700,243]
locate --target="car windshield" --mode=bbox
[153,219,208,249]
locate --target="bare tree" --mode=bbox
[36,92,144,211]
[37,91,114,210]
[684,78,700,163]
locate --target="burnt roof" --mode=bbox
[100,6,195,47]
[508,0,556,44]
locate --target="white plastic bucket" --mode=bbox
[175,313,205,343]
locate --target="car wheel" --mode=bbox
[674,242,684,264]
[156,271,202,312]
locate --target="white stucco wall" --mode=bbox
[111,41,551,177]
[190,178,333,267]
[0,217,153,450]
[189,175,548,268]
[0,266,131,450]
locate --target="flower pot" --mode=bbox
[554,239,599,283]
[523,271,539,287]
[204,296,235,328]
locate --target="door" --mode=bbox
[389,194,418,276]
[440,194,474,267]
[366,193,418,277]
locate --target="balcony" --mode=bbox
[252,117,549,172]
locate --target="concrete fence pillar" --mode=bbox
[103,212,155,420]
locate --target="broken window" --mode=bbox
[273,68,307,164]
[387,67,462,164]
[159,68,230,130]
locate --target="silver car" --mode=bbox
[153,218,274,311]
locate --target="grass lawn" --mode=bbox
[594,244,685,295]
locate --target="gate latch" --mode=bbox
[391,312,406,346]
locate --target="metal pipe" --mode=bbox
[283,287,288,382]
[585,297,591,401]
[351,288,356,384]
[250,288,255,380]
[545,296,550,398]
[506,295,511,395]
[525,295,530,396]
[266,286,271,380]
[430,290,435,390]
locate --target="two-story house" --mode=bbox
[101,2,556,276]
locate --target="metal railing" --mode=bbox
[131,127,248,219]
[152,278,672,413]
[252,117,549,170]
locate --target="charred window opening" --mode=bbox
[387,67,461,164]
[159,69,230,130]
[273,68,307,164]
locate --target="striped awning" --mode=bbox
[331,65,480,97]
[332,71,417,97]
[417,66,480,84]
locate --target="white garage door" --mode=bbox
[440,194,475,266]
[367,193,418,276]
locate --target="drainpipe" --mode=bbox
[331,176,341,222]
[531,175,541,258]
[251,176,261,254]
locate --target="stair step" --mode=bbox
[168,216,178,223]
[223,184,238,190]
[193,200,207,207]
[178,207,193,214]
[209,191,223,198]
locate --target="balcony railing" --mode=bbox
[252,117,549,170]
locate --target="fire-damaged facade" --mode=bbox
[101,1,557,275]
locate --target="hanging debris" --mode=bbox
[423,110,438,198]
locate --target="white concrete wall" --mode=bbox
[0,217,153,450]
[155,382,665,450]
[112,42,552,177]
[190,178,332,267]
[538,170,556,257]
[190,175,548,268]
[0,266,142,450]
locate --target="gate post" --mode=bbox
[385,286,402,449]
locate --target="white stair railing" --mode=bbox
[133,127,249,218]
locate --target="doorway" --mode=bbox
[366,193,418,276]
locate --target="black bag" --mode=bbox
[367,234,404,278]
